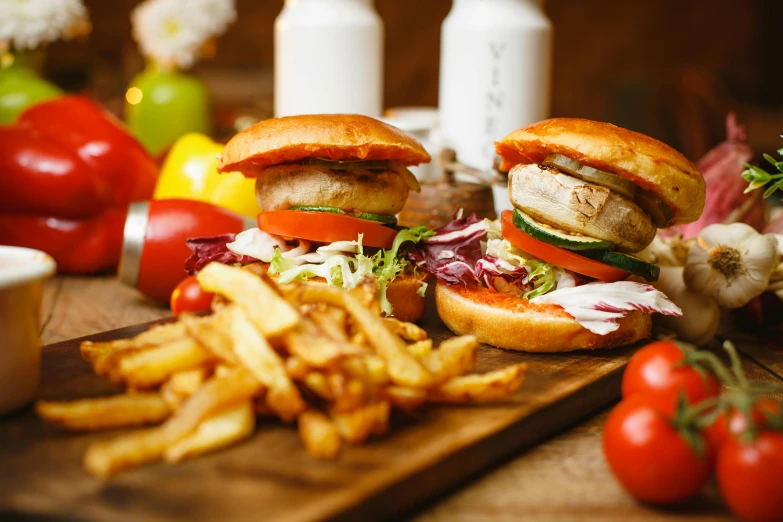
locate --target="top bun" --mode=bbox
[495,118,705,225]
[219,114,431,176]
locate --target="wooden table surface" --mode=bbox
[39,275,743,521]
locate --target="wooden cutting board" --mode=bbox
[0,301,635,522]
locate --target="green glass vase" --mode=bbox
[0,51,62,123]
[124,64,212,157]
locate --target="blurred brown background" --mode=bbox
[46,0,783,161]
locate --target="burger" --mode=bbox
[412,118,706,352]
[184,114,433,322]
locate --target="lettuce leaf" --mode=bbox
[372,225,434,314]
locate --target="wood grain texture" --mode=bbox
[41,276,170,345]
[4,285,636,522]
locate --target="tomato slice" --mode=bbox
[500,210,628,282]
[258,210,397,248]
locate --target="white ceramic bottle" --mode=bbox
[274,0,384,118]
[439,0,552,174]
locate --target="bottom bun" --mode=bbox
[435,282,650,352]
[382,274,426,323]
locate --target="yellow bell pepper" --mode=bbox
[153,133,260,217]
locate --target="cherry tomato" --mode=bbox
[707,399,782,451]
[622,341,721,416]
[603,394,713,504]
[717,430,783,522]
[258,210,397,249]
[500,210,628,282]
[170,275,214,316]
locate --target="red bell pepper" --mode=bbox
[0,96,159,274]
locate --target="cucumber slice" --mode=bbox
[301,158,390,171]
[512,209,614,251]
[581,250,660,282]
[289,206,398,225]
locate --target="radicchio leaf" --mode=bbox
[407,212,486,286]
[184,233,258,275]
[474,255,529,288]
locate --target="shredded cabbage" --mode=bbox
[268,226,434,315]
[486,237,563,299]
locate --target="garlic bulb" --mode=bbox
[653,266,720,346]
[684,223,779,308]
[638,232,692,267]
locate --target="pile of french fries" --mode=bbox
[37,262,528,477]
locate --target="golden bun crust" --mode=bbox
[495,118,705,225]
[383,275,426,323]
[435,283,650,352]
[219,114,431,175]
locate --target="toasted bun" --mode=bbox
[435,283,650,352]
[383,275,426,323]
[495,118,705,225]
[219,114,431,176]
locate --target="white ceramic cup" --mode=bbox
[0,246,56,414]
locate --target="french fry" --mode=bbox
[303,372,333,400]
[164,366,263,439]
[370,400,391,436]
[117,338,214,388]
[36,394,171,431]
[254,396,275,418]
[285,356,310,380]
[362,354,389,386]
[197,263,299,337]
[166,368,208,396]
[180,310,238,364]
[384,317,427,342]
[284,326,344,368]
[385,385,427,410]
[80,322,186,365]
[164,401,255,463]
[298,409,341,460]
[331,405,377,444]
[85,425,170,477]
[160,368,208,408]
[84,366,263,477]
[348,278,378,309]
[422,335,478,383]
[430,363,528,403]
[406,339,433,359]
[308,309,349,343]
[161,383,185,410]
[295,284,433,388]
[330,378,366,413]
[229,306,306,422]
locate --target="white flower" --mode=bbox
[0,0,90,51]
[132,0,236,70]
